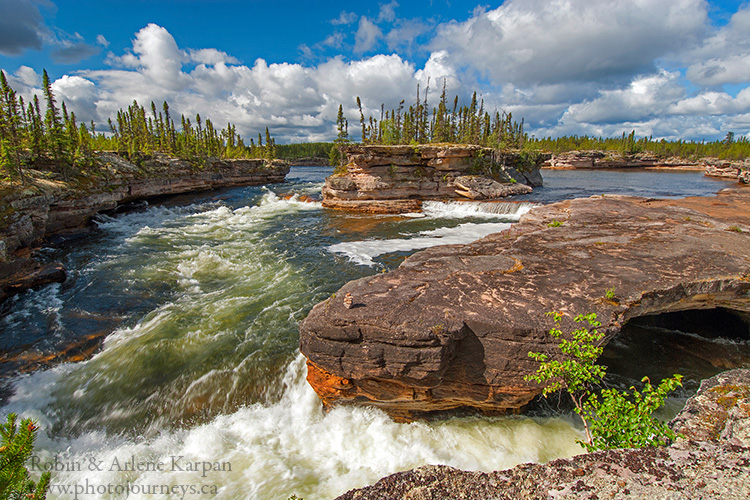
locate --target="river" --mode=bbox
[0,167,746,499]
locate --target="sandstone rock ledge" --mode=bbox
[299,187,750,421]
[323,145,546,214]
[336,369,750,500]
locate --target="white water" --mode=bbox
[2,176,585,500]
[327,222,514,267]
[8,356,582,500]
[328,200,535,267]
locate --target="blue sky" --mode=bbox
[1,0,749,143]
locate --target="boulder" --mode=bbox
[299,188,750,421]
[453,175,532,199]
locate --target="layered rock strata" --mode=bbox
[322,145,546,213]
[704,159,750,184]
[545,150,749,184]
[299,187,750,421]
[0,154,289,301]
[336,369,750,500]
[544,150,712,169]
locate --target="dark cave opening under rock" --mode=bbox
[601,307,749,406]
[527,307,750,419]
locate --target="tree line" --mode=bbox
[528,130,749,161]
[0,69,277,184]
[332,79,748,163]
[275,142,333,160]
[336,79,527,151]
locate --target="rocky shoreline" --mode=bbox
[322,144,547,214]
[545,150,750,183]
[337,368,750,499]
[0,153,289,302]
[299,187,750,421]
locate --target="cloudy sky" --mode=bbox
[0,0,748,144]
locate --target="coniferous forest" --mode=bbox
[2,70,749,187]
[0,70,277,185]
[333,79,749,162]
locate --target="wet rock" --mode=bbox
[0,260,65,302]
[299,188,750,420]
[322,145,546,213]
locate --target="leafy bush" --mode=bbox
[526,311,682,451]
[0,413,51,500]
[580,375,682,451]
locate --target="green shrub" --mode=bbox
[580,375,682,451]
[526,311,682,451]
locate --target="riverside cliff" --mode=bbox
[0,153,289,301]
[545,150,750,183]
[299,187,750,421]
[322,144,547,213]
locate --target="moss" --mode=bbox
[710,384,750,410]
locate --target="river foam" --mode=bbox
[327,200,534,267]
[7,355,583,500]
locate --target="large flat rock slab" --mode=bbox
[299,187,750,420]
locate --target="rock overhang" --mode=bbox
[300,187,750,420]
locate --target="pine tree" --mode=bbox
[356,96,367,144]
[42,70,65,167]
[0,414,51,499]
[0,70,25,182]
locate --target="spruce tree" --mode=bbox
[0,414,51,499]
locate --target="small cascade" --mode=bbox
[421,200,536,219]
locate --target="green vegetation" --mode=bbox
[0,414,50,500]
[547,219,563,227]
[275,142,333,160]
[351,79,526,149]
[527,130,750,161]
[0,69,277,185]
[580,375,683,451]
[604,287,616,300]
[340,79,748,161]
[526,311,682,452]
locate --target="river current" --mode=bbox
[0,167,745,499]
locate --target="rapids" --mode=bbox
[1,166,745,499]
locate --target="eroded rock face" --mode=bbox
[336,369,750,500]
[299,187,750,420]
[322,145,546,213]
[0,154,289,301]
[545,150,698,169]
[704,159,750,184]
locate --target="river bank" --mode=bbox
[544,150,750,183]
[0,167,746,500]
[0,152,289,302]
